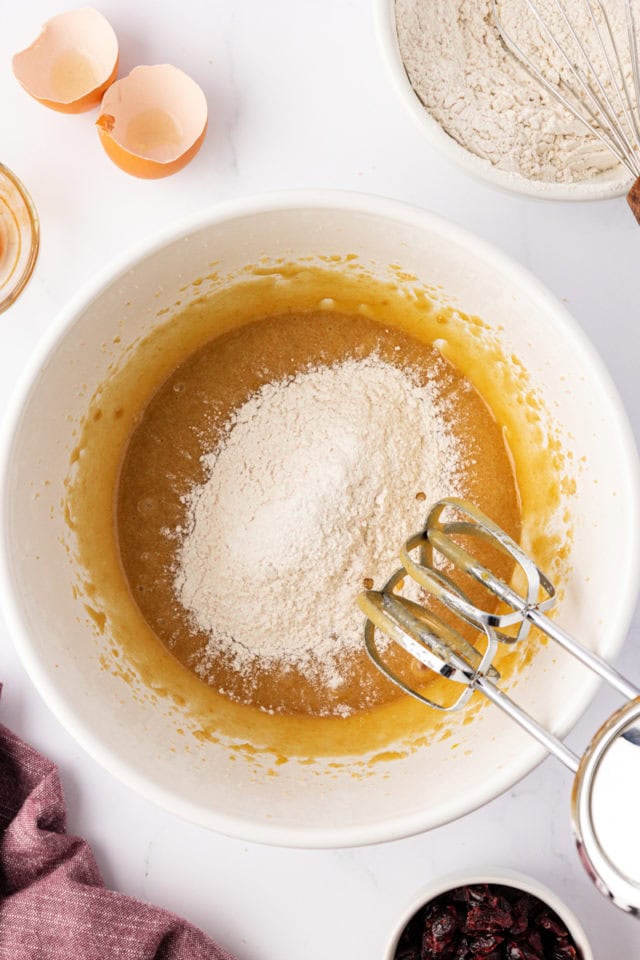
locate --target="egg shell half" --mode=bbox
[96,64,208,179]
[12,7,119,113]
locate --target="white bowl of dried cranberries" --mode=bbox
[385,869,593,960]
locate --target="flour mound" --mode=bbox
[173,356,464,695]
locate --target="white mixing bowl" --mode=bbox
[376,0,634,201]
[1,191,638,847]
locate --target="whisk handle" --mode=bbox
[628,177,640,226]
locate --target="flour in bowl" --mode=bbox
[395,0,635,183]
[173,355,464,705]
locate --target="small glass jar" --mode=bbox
[0,164,39,314]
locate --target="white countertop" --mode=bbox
[1,1,639,957]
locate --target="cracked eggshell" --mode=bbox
[96,65,208,179]
[12,7,119,113]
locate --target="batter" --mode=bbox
[66,262,563,758]
[116,310,520,717]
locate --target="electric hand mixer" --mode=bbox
[358,498,640,915]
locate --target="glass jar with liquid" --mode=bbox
[0,164,39,314]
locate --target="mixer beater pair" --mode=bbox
[359,498,640,914]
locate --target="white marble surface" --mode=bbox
[1,1,640,957]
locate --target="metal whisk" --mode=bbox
[358,498,640,914]
[491,0,640,222]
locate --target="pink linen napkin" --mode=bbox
[0,718,239,959]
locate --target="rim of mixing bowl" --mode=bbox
[375,0,634,203]
[0,190,638,847]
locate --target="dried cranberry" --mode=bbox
[464,905,513,933]
[428,903,458,935]
[468,933,504,955]
[422,903,459,957]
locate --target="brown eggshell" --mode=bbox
[96,64,208,178]
[13,8,119,113]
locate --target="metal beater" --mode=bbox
[491,0,640,222]
[358,498,640,914]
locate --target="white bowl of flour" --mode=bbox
[1,191,638,846]
[378,0,635,200]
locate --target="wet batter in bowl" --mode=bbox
[117,309,521,718]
